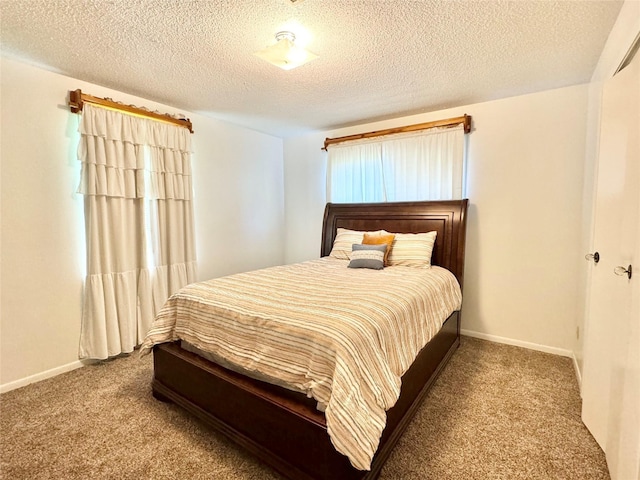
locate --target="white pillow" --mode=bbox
[386,231,437,268]
[328,228,365,260]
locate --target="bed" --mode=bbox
[146,199,468,480]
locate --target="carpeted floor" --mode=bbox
[0,337,609,480]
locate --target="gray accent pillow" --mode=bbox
[348,243,387,270]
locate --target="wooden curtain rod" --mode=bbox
[68,89,194,133]
[322,114,471,150]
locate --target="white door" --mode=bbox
[581,51,640,480]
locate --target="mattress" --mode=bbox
[141,257,462,470]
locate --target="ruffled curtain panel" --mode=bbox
[327,125,465,203]
[78,104,196,360]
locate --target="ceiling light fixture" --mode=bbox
[254,31,318,70]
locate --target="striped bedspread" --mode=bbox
[140,257,462,470]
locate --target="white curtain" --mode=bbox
[327,125,465,203]
[78,104,196,360]
[327,141,386,202]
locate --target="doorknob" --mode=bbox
[614,265,632,279]
[585,252,600,264]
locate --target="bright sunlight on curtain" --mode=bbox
[327,125,465,202]
[77,104,196,359]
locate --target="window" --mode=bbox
[76,103,196,359]
[327,124,466,203]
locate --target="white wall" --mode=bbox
[190,103,285,280]
[0,57,284,389]
[284,84,589,355]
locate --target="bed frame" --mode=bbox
[152,199,469,480]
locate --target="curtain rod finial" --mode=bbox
[69,89,84,113]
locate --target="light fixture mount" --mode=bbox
[275,31,296,42]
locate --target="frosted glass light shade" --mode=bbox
[254,32,318,70]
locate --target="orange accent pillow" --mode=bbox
[362,233,396,266]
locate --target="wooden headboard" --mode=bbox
[321,200,469,288]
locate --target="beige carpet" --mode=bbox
[1,337,609,479]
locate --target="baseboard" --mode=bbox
[0,335,583,394]
[460,329,573,358]
[0,360,85,394]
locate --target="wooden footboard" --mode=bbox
[152,311,460,480]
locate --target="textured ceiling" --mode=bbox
[0,0,623,137]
